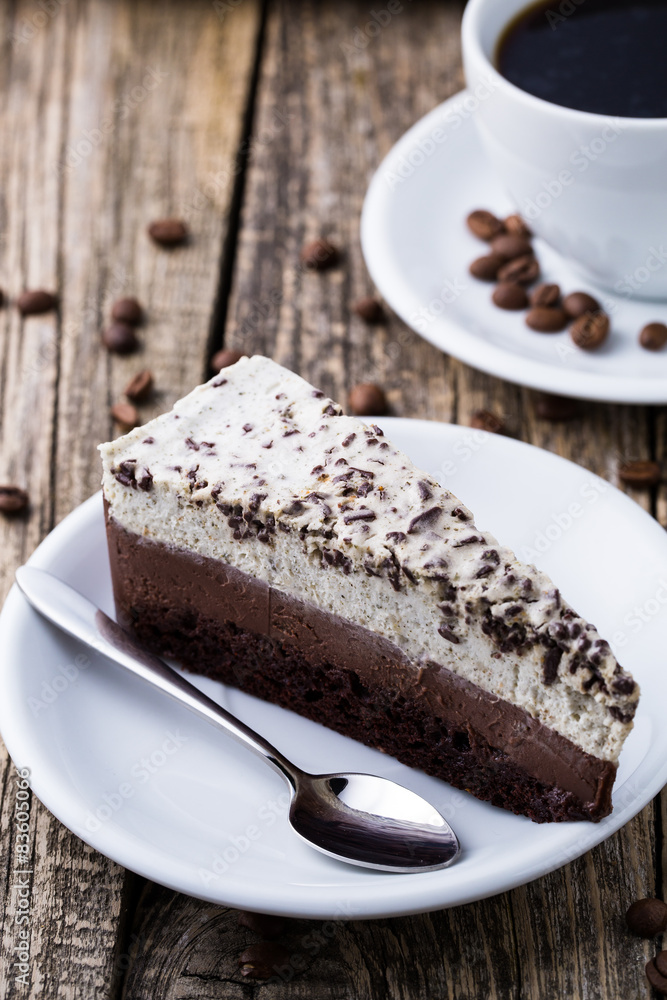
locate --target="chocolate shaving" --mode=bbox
[450,507,469,521]
[385,531,406,543]
[452,534,483,547]
[475,564,495,579]
[343,510,377,524]
[438,625,459,644]
[113,460,153,492]
[609,705,635,723]
[249,493,267,511]
[542,646,562,685]
[304,492,332,516]
[612,676,636,696]
[407,506,442,534]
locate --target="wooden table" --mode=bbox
[0,2,664,996]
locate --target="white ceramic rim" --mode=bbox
[1,419,667,918]
[461,0,667,128]
[360,91,667,405]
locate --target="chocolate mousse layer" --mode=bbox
[106,515,616,823]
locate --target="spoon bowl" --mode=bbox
[290,773,459,872]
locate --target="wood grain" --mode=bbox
[0,0,663,997]
[0,2,262,997]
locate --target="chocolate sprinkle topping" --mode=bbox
[438,625,460,644]
[407,506,442,534]
[543,646,562,686]
[343,510,377,524]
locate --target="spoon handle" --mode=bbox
[15,567,300,789]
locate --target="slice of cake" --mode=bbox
[99,356,638,823]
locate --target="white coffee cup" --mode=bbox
[462,0,667,300]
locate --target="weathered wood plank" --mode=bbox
[0,1,262,998]
[118,2,657,998]
[122,881,522,1000]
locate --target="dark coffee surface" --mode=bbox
[497,0,667,118]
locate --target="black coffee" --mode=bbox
[497,0,667,118]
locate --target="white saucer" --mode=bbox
[361,91,667,404]
[1,418,666,919]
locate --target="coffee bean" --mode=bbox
[562,291,600,319]
[470,409,505,434]
[618,460,662,488]
[210,347,244,372]
[238,941,291,980]
[352,296,385,324]
[656,952,667,978]
[17,290,58,316]
[0,485,29,515]
[148,218,189,247]
[570,310,610,350]
[497,254,539,285]
[504,213,532,238]
[534,392,580,421]
[646,959,667,996]
[102,322,139,355]
[111,297,144,326]
[300,238,340,271]
[347,382,388,416]
[111,402,139,432]
[492,283,528,310]
[530,283,560,308]
[626,898,667,937]
[490,234,532,260]
[124,370,153,403]
[238,911,287,939]
[639,321,667,352]
[526,306,568,332]
[466,209,505,241]
[469,253,506,281]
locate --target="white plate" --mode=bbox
[1,418,666,919]
[361,91,667,404]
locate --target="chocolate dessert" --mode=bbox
[99,356,638,822]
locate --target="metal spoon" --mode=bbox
[15,566,460,873]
